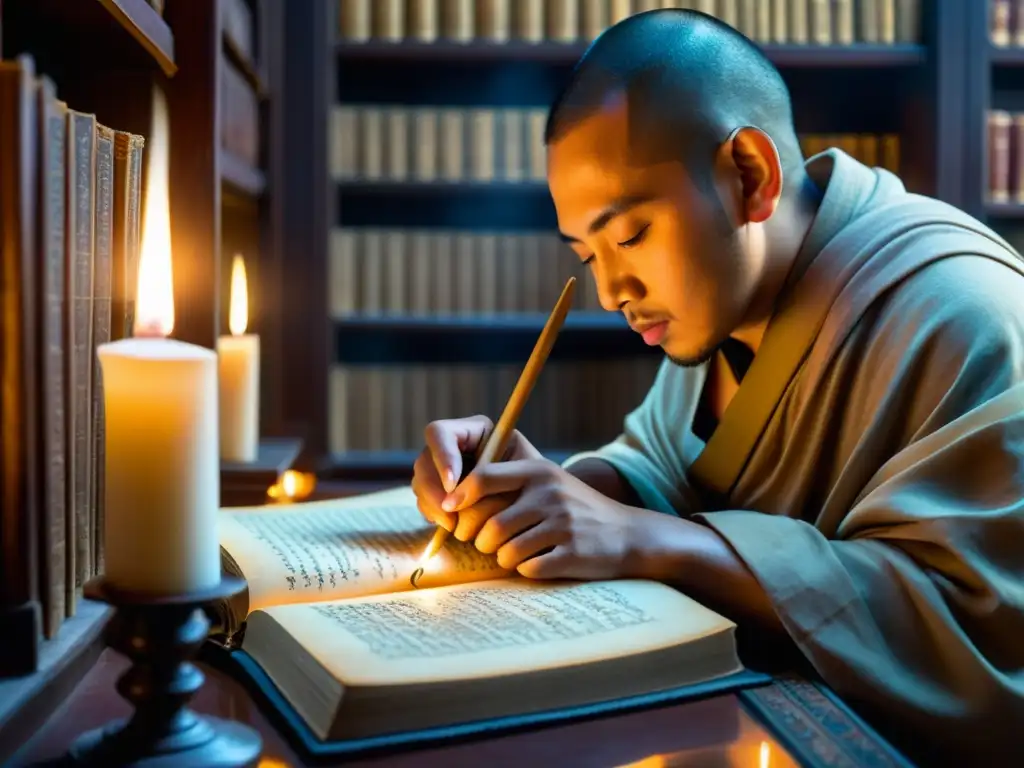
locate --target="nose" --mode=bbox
[591,255,642,312]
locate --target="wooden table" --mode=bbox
[13,649,801,767]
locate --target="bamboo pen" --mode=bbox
[410,276,577,587]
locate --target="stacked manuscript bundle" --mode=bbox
[337,0,922,46]
[0,54,144,653]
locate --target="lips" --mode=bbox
[632,320,669,346]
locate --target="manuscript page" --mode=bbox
[219,486,507,613]
[256,577,735,686]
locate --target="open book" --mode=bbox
[214,486,746,743]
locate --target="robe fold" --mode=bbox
[565,149,1024,763]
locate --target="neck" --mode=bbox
[731,169,822,353]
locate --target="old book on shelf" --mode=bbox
[111,130,144,342]
[91,124,115,577]
[206,486,768,758]
[35,75,69,639]
[0,53,43,675]
[66,109,96,609]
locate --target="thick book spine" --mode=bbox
[36,79,68,639]
[92,125,115,577]
[126,135,145,339]
[66,111,96,612]
[993,1,1012,46]
[989,110,1012,203]
[110,131,144,342]
[0,54,43,675]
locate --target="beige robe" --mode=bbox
[565,149,1024,764]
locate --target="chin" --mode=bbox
[664,337,721,368]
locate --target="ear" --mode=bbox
[714,126,783,225]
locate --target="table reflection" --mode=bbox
[617,709,800,768]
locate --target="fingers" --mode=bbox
[444,458,556,512]
[411,448,455,531]
[473,500,546,554]
[452,491,519,543]
[515,547,575,580]
[494,521,570,572]
[424,415,493,493]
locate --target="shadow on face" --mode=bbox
[546,98,767,366]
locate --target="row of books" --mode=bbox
[330,104,904,184]
[987,110,1024,204]
[330,229,600,316]
[331,106,548,183]
[991,0,1024,47]
[329,358,661,453]
[0,56,144,643]
[337,0,920,46]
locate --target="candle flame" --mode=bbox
[760,741,771,768]
[229,254,249,336]
[135,84,174,338]
[281,470,297,497]
[266,470,317,502]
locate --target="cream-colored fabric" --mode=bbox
[564,149,1024,763]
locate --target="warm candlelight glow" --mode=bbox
[229,254,249,336]
[135,84,174,338]
[760,740,771,768]
[266,470,317,502]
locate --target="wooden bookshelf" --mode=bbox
[0,0,284,757]
[279,0,967,478]
[2,0,176,75]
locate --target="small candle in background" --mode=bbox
[99,84,221,595]
[217,254,260,462]
[266,470,317,503]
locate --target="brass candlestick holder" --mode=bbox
[68,575,262,767]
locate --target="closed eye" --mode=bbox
[618,224,649,249]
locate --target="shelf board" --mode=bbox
[336,40,926,68]
[991,44,1024,66]
[96,0,176,75]
[984,201,1024,218]
[321,448,578,480]
[333,312,658,365]
[337,180,555,229]
[2,0,176,76]
[221,149,267,197]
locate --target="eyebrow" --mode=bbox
[558,195,653,244]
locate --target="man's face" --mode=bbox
[547,102,767,366]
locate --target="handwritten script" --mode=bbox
[230,504,496,597]
[312,584,655,659]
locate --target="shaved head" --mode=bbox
[545,9,803,190]
[544,10,818,368]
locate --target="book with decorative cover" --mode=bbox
[203,486,771,759]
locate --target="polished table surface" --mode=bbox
[15,649,801,767]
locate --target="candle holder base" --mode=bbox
[66,576,261,768]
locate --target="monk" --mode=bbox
[410,10,1024,764]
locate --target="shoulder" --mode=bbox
[881,255,1024,341]
[865,254,1024,387]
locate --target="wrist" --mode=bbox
[619,506,702,581]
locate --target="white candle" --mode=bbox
[217,254,260,462]
[99,83,221,595]
[99,340,221,594]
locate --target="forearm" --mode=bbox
[623,507,786,636]
[566,457,642,508]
